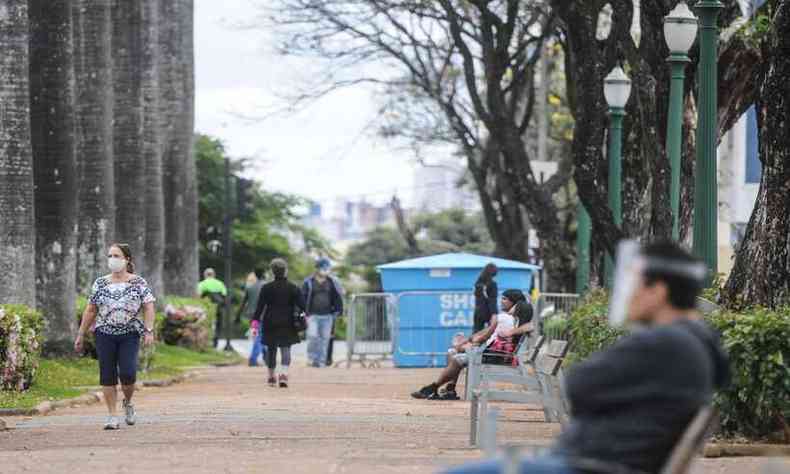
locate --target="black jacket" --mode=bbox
[253,277,306,347]
[302,275,344,316]
[473,280,498,330]
[555,319,730,474]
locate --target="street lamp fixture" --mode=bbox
[664,2,698,55]
[603,66,631,287]
[603,67,632,110]
[693,0,723,284]
[664,2,698,241]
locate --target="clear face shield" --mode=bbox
[608,239,708,327]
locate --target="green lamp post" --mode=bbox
[576,202,591,294]
[692,0,722,284]
[664,2,698,241]
[603,66,632,288]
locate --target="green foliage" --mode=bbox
[542,314,569,341]
[195,133,333,285]
[562,289,790,441]
[346,226,412,268]
[334,315,348,341]
[738,10,775,48]
[412,209,494,255]
[345,208,495,290]
[701,273,726,302]
[564,290,626,365]
[0,305,44,391]
[161,296,217,351]
[706,308,790,439]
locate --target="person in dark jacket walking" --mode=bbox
[444,241,730,474]
[237,269,266,366]
[303,257,344,368]
[473,263,498,332]
[251,258,305,388]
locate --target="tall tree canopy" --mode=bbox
[195,134,333,283]
[269,0,577,289]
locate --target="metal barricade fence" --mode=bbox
[342,293,395,368]
[536,293,580,341]
[344,291,581,367]
[394,291,476,367]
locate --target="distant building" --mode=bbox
[413,161,479,213]
[299,198,397,246]
[717,106,761,276]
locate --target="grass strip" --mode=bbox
[0,344,241,409]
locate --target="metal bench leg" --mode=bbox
[478,394,489,448]
[538,374,554,422]
[504,445,521,474]
[470,392,479,446]
[461,366,468,401]
[482,406,499,457]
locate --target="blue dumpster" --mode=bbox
[378,253,541,368]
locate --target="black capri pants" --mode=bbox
[95,331,140,386]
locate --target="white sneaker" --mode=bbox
[123,399,136,426]
[103,416,120,430]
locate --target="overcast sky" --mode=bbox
[194,0,422,211]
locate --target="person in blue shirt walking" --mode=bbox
[237,269,266,366]
[303,257,344,368]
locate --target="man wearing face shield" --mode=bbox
[445,241,730,474]
[303,257,344,368]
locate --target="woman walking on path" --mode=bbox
[74,244,156,430]
[473,263,499,332]
[251,258,305,388]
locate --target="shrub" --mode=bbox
[0,305,44,391]
[161,296,216,352]
[706,308,790,440]
[542,313,569,341]
[562,289,790,441]
[565,290,625,364]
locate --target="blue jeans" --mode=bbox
[249,333,266,366]
[444,455,580,474]
[306,314,333,367]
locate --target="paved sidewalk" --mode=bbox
[0,364,776,473]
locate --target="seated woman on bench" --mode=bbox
[411,289,534,401]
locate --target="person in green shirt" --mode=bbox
[197,268,227,348]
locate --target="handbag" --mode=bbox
[293,312,308,332]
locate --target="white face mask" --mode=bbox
[317,269,329,278]
[108,257,127,273]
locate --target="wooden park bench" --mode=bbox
[469,339,570,446]
[485,405,718,474]
[463,335,544,401]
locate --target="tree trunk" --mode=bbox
[161,0,198,296]
[463,139,532,262]
[112,0,146,271]
[0,0,36,307]
[29,0,78,354]
[723,1,790,309]
[180,0,199,294]
[142,0,164,299]
[390,196,420,255]
[73,0,114,292]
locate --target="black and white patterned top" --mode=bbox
[89,275,156,336]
